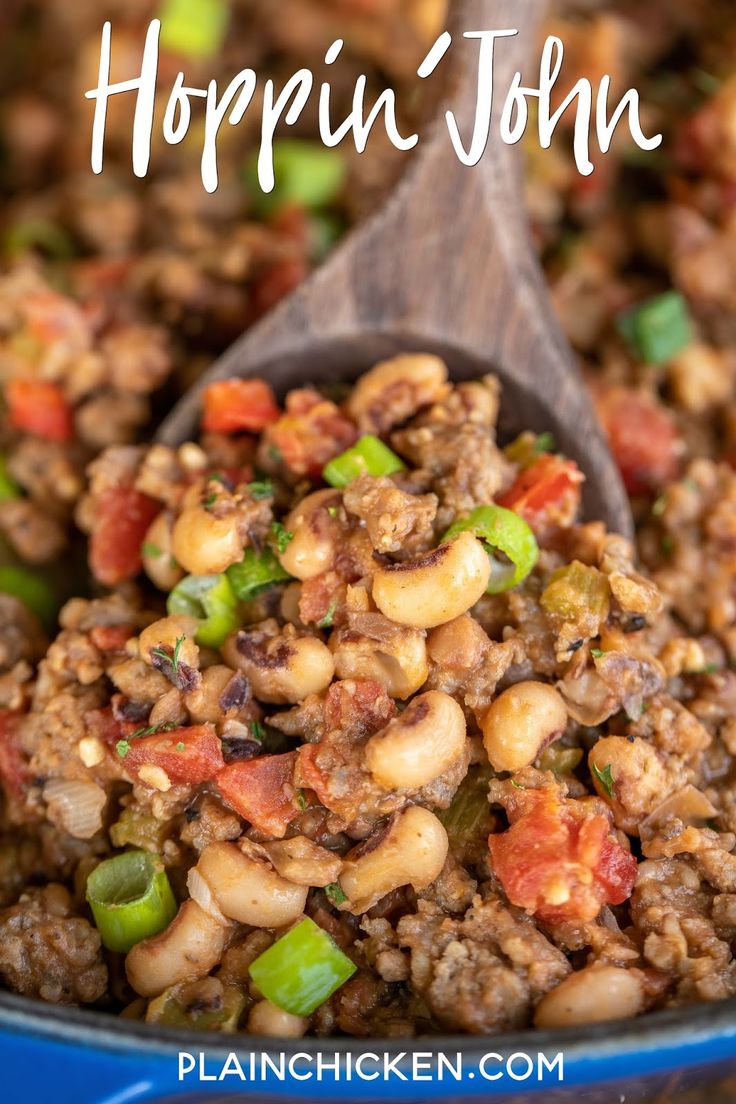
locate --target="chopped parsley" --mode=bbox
[325,882,347,906]
[141,541,162,558]
[317,601,338,630]
[534,431,555,454]
[591,762,615,798]
[700,663,719,675]
[116,739,130,759]
[129,721,177,740]
[248,479,274,500]
[590,648,606,659]
[250,720,265,743]
[327,505,339,518]
[204,492,218,509]
[271,521,294,553]
[176,741,186,752]
[151,634,186,678]
[296,789,307,811]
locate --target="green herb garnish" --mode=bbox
[271,521,294,554]
[248,479,274,500]
[325,882,347,907]
[591,762,615,798]
[116,740,131,759]
[151,634,186,677]
[317,601,337,630]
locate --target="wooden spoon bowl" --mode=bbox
[158,0,632,538]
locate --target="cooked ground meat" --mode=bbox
[397,895,570,1034]
[0,884,107,1004]
[3,0,736,1048]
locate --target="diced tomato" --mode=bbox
[89,485,160,587]
[201,378,281,435]
[253,256,309,317]
[125,724,225,785]
[85,707,133,750]
[295,743,331,807]
[488,787,637,924]
[0,710,27,800]
[5,379,73,442]
[594,387,680,496]
[264,388,357,479]
[89,624,134,653]
[217,751,300,838]
[498,454,584,533]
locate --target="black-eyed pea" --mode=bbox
[125,900,229,998]
[534,965,645,1028]
[138,614,199,671]
[223,624,334,704]
[141,511,183,592]
[482,681,568,772]
[184,665,249,724]
[365,690,466,789]
[171,504,243,576]
[277,489,341,581]
[372,532,491,629]
[338,806,448,913]
[329,623,428,700]
[190,841,308,927]
[344,353,450,434]
[248,1000,308,1038]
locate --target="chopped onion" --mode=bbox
[187,865,228,926]
[43,778,107,839]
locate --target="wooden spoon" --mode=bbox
[158,0,632,538]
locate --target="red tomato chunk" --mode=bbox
[5,379,73,442]
[202,378,281,435]
[216,751,300,838]
[263,389,357,479]
[498,455,583,533]
[595,387,680,496]
[489,787,637,924]
[124,725,225,785]
[89,485,160,587]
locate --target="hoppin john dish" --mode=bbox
[1,352,733,1038]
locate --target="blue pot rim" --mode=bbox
[1,989,734,1074]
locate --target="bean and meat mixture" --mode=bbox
[2,0,736,1041]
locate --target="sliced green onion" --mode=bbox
[540,560,610,626]
[86,850,177,953]
[3,217,75,260]
[146,979,245,1030]
[442,504,539,594]
[245,140,347,217]
[0,455,21,502]
[617,291,693,365]
[437,765,494,854]
[167,573,239,648]
[0,566,56,626]
[323,435,406,488]
[157,0,229,59]
[248,916,356,1016]
[226,547,292,603]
